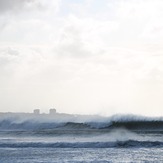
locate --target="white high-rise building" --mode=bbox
[49,108,56,114]
[33,109,40,114]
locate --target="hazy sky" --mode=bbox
[0,0,163,116]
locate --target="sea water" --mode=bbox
[1,147,163,163]
[0,114,163,162]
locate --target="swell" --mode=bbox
[1,121,163,132]
[0,140,162,148]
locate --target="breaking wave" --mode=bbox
[0,113,163,131]
[0,113,163,154]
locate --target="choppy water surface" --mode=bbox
[0,147,163,163]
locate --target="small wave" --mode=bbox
[0,140,162,148]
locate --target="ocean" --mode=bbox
[0,113,163,163]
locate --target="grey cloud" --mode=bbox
[56,26,92,58]
[0,0,27,13]
[5,47,19,56]
[0,47,19,67]
[0,47,19,57]
[0,0,44,14]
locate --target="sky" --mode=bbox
[0,0,163,116]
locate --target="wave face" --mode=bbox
[0,113,163,132]
[1,120,163,132]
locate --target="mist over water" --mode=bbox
[0,112,163,132]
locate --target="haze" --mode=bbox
[0,0,163,116]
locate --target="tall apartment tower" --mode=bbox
[49,108,56,115]
[33,109,40,114]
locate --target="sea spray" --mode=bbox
[0,113,163,131]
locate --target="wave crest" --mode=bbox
[0,113,163,131]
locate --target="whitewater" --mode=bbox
[0,113,163,162]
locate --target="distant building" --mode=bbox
[49,108,56,114]
[33,109,40,114]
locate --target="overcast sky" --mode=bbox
[0,0,163,116]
